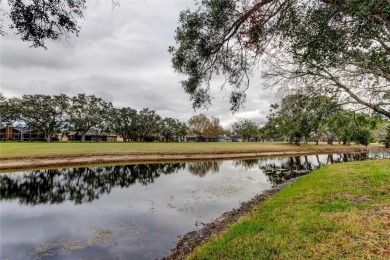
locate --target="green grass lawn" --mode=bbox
[0,141,376,159]
[187,160,390,259]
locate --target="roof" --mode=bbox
[66,131,118,137]
[14,127,36,133]
[0,126,36,133]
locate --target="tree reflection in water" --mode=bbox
[0,153,373,205]
[234,153,370,184]
[186,161,221,177]
[0,163,185,205]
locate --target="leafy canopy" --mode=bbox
[2,0,87,48]
[170,0,390,117]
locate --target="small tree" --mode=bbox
[204,117,224,139]
[232,119,259,142]
[355,129,372,148]
[187,114,211,141]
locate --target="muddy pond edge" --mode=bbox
[0,147,386,172]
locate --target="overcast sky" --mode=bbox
[1,0,280,128]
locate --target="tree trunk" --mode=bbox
[81,134,86,143]
[304,155,309,167]
[295,156,302,168]
[327,154,334,164]
[45,134,51,143]
[316,154,320,166]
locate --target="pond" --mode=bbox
[1,151,388,259]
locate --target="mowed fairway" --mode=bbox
[0,142,375,159]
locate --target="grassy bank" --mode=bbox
[0,142,377,159]
[188,160,390,259]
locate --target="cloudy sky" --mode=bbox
[1,0,280,128]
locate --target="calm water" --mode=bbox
[1,151,388,259]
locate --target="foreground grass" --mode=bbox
[0,142,375,159]
[188,160,390,259]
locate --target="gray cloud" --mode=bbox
[1,0,279,129]
[1,35,78,69]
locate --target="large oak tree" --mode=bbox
[135,108,161,142]
[170,0,390,117]
[2,0,87,48]
[7,94,69,142]
[109,107,138,142]
[67,94,112,142]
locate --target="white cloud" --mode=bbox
[0,0,280,129]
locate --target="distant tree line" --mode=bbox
[0,93,188,143]
[207,94,387,146]
[1,92,387,145]
[0,93,235,143]
[261,94,388,146]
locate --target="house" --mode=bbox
[230,135,243,142]
[184,135,227,142]
[185,135,199,142]
[0,124,40,141]
[63,131,120,142]
[210,135,227,142]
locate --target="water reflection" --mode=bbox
[0,163,185,205]
[234,153,376,184]
[186,161,221,177]
[1,151,388,259]
[1,152,382,205]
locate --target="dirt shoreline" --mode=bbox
[0,147,383,171]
